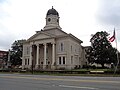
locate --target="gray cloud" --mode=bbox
[96,0,120,26]
[0,38,11,50]
[0,24,15,50]
[0,33,15,50]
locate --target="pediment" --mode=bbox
[44,28,67,36]
[27,31,54,41]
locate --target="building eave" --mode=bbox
[68,33,83,44]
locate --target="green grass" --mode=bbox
[72,69,114,71]
[0,68,119,77]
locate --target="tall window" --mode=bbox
[26,47,29,55]
[59,57,61,64]
[71,56,73,64]
[63,56,65,64]
[25,59,27,65]
[61,43,63,52]
[28,58,29,65]
[71,45,72,52]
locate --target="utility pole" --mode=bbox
[112,28,120,75]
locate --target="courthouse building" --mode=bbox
[22,7,87,70]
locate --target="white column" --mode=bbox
[29,46,32,66]
[43,43,47,68]
[52,43,55,65]
[36,44,39,68]
[22,57,25,69]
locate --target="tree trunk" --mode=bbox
[101,63,104,68]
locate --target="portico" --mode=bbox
[29,41,56,70]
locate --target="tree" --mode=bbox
[10,40,26,66]
[86,31,117,68]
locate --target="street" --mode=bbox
[0,73,120,90]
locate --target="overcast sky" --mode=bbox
[0,0,120,51]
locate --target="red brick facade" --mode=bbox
[0,50,8,68]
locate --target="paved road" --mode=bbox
[0,74,120,90]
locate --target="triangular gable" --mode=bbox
[27,31,55,41]
[43,28,67,36]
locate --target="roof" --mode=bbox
[46,6,59,16]
[0,50,8,53]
